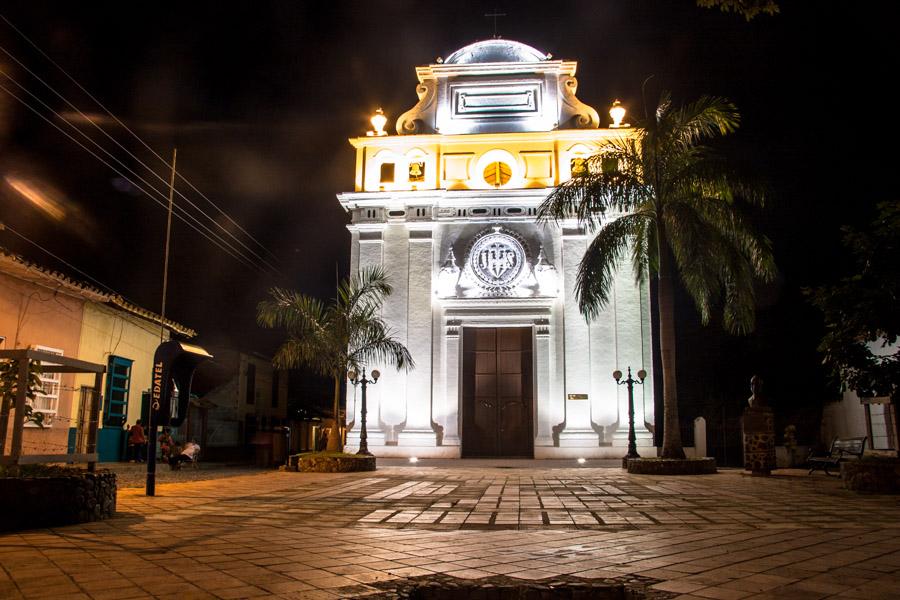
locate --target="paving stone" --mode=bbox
[1,467,899,599]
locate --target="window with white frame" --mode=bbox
[28,345,63,427]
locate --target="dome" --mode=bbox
[444,39,548,65]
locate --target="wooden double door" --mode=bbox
[461,327,534,458]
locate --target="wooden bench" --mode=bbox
[807,437,867,476]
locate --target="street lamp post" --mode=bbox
[347,368,380,456]
[614,366,646,468]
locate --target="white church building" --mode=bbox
[338,39,655,458]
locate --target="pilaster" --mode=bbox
[441,321,461,446]
[558,226,599,447]
[379,223,409,441]
[398,226,437,446]
[347,228,387,449]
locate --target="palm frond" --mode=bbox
[670,95,740,146]
[257,288,329,336]
[575,212,650,320]
[349,319,415,371]
[539,141,648,230]
[341,265,393,313]
[684,196,777,282]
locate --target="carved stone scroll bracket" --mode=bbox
[559,76,600,129]
[396,79,437,135]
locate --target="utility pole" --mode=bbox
[146,148,177,497]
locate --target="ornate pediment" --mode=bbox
[396,39,600,135]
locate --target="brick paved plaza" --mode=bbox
[2,465,899,599]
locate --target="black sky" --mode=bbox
[0,1,897,436]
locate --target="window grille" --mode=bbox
[29,345,63,427]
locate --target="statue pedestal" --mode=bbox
[742,406,775,476]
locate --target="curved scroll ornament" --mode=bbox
[559,76,600,129]
[396,79,437,135]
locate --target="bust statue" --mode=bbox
[747,375,766,408]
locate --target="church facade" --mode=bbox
[337,40,655,458]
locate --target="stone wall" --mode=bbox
[295,453,376,473]
[0,471,116,531]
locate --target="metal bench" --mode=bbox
[807,437,866,476]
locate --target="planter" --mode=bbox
[625,457,717,475]
[840,459,900,494]
[291,452,376,473]
[0,468,117,531]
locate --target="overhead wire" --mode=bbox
[0,43,281,274]
[0,64,279,275]
[0,78,270,275]
[0,13,283,273]
[0,11,280,264]
[0,13,278,261]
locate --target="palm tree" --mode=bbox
[257,266,413,453]
[539,93,776,459]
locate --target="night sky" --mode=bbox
[0,2,896,440]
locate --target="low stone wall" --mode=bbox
[0,471,117,531]
[841,459,900,494]
[625,457,717,475]
[293,453,376,473]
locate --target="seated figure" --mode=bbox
[169,440,201,470]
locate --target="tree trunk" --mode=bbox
[656,227,686,459]
[325,375,343,452]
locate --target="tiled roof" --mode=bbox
[0,247,196,337]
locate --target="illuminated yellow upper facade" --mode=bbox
[350,129,631,193]
[348,39,634,194]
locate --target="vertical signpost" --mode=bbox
[146,359,165,496]
[145,342,212,496]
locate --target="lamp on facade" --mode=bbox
[368,108,388,136]
[533,246,558,296]
[614,366,646,467]
[609,100,629,128]
[437,248,460,297]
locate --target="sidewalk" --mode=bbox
[1,466,898,599]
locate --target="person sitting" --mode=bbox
[158,428,175,461]
[169,440,200,470]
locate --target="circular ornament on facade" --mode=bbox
[467,228,529,291]
[483,161,512,187]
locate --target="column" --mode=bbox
[589,286,618,442]
[379,223,409,442]
[639,276,656,432]
[345,230,360,434]
[441,321,461,446]
[399,226,437,446]
[611,256,653,447]
[346,228,386,451]
[558,227,598,447]
[534,320,554,446]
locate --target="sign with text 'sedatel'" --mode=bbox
[151,341,212,427]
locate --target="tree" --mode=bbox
[257,266,413,452]
[539,93,776,459]
[807,201,900,403]
[0,358,47,446]
[697,0,780,21]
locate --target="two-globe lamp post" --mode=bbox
[613,367,646,467]
[347,368,380,456]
